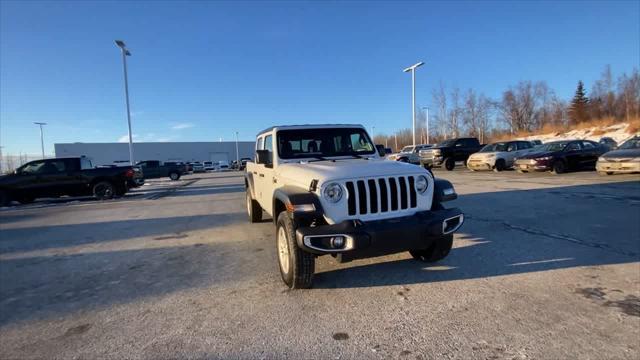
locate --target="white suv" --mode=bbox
[245,124,464,289]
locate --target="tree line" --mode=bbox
[374,65,640,150]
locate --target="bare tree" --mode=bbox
[617,69,640,121]
[449,87,461,138]
[432,81,449,139]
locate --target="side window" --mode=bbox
[455,140,465,147]
[582,141,595,149]
[566,142,582,151]
[517,142,531,150]
[507,142,517,152]
[20,161,46,175]
[256,137,263,150]
[80,158,93,170]
[48,160,66,173]
[264,135,273,152]
[264,135,274,165]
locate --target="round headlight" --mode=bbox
[415,175,428,194]
[322,182,343,203]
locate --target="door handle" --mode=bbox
[259,173,265,177]
[252,171,257,175]
[272,177,277,184]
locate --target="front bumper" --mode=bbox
[596,161,640,173]
[295,208,463,262]
[467,159,494,170]
[515,160,551,171]
[420,155,444,167]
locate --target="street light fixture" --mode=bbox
[421,107,430,145]
[403,61,424,146]
[34,122,47,158]
[115,40,134,165]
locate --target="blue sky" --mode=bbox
[1,0,638,155]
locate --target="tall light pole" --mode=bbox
[403,61,424,146]
[115,40,134,165]
[422,107,430,144]
[34,122,47,158]
[235,131,240,165]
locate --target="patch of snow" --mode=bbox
[520,123,638,144]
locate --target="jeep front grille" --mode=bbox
[345,176,418,216]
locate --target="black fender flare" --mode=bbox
[272,186,324,225]
[244,172,256,199]
[433,178,458,203]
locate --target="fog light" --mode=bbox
[330,236,345,248]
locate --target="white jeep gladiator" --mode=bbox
[245,124,464,289]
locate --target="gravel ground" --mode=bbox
[1,169,639,359]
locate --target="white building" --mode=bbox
[54,141,256,166]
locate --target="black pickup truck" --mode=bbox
[135,160,185,180]
[0,157,143,206]
[419,137,483,170]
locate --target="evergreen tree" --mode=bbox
[569,81,589,124]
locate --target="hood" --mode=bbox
[276,158,427,187]
[602,148,640,159]
[469,151,501,159]
[518,151,559,159]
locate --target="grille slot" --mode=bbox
[389,178,398,211]
[367,179,378,213]
[398,176,408,209]
[408,176,417,208]
[378,178,388,212]
[345,176,417,216]
[357,180,367,215]
[346,182,356,216]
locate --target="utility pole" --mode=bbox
[34,122,47,158]
[235,131,239,165]
[403,61,424,146]
[115,40,134,165]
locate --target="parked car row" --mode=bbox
[385,135,639,175]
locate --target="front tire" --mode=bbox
[0,190,10,207]
[444,157,455,171]
[17,196,35,204]
[93,181,115,200]
[409,234,454,263]
[169,172,181,181]
[551,160,566,174]
[276,212,314,289]
[246,190,262,223]
[493,159,506,172]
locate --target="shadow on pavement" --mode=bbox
[0,242,248,326]
[0,213,244,254]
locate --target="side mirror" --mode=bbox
[375,144,386,157]
[255,149,271,165]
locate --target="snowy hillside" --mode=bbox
[519,122,639,144]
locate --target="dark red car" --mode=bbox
[514,139,607,174]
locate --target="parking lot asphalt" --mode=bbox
[1,169,639,359]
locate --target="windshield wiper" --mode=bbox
[305,156,334,163]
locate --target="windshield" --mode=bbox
[400,146,414,153]
[277,128,375,159]
[539,141,569,152]
[480,143,509,152]
[619,138,640,149]
[436,139,456,147]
